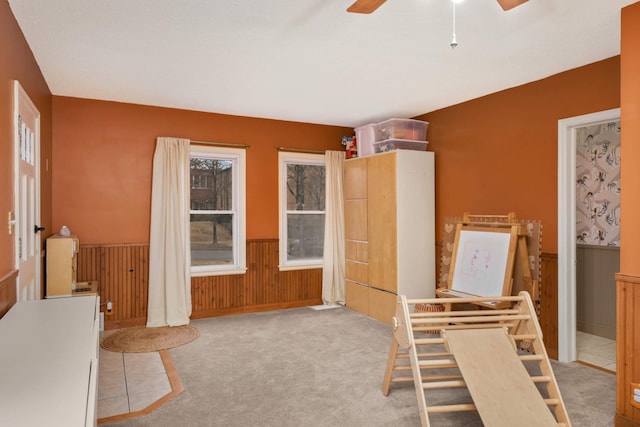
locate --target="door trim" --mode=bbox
[13,81,42,300]
[557,107,620,363]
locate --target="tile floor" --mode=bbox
[97,336,172,420]
[576,330,616,372]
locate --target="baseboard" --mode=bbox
[616,413,640,426]
[0,270,18,319]
[104,317,146,330]
[103,299,324,330]
[190,299,323,319]
[577,321,616,340]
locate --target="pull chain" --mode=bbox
[451,2,458,49]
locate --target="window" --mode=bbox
[278,152,325,270]
[190,146,246,276]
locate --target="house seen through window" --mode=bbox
[190,146,246,276]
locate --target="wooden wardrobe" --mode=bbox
[344,150,435,324]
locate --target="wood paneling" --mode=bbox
[77,244,149,329]
[0,270,18,319]
[577,245,618,339]
[540,253,558,360]
[615,274,640,426]
[77,240,322,329]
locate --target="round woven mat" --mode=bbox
[101,325,199,353]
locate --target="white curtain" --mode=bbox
[321,150,346,305]
[147,137,192,327]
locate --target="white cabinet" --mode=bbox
[345,150,435,323]
[0,296,100,427]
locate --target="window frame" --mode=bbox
[189,145,246,277]
[278,151,326,271]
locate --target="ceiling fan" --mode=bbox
[347,0,528,14]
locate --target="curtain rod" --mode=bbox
[191,140,250,149]
[274,146,325,154]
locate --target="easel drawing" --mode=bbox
[381,213,568,426]
[437,212,538,308]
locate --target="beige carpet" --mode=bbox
[101,306,616,427]
[101,325,199,353]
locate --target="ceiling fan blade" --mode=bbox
[347,0,387,14]
[496,0,528,11]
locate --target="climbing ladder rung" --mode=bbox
[427,403,477,413]
[414,338,445,345]
[513,334,537,341]
[382,291,572,427]
[418,359,457,368]
[406,295,525,305]
[519,354,545,362]
[422,380,466,389]
[410,308,520,318]
[416,322,516,332]
[395,352,451,359]
[389,376,413,383]
[423,374,464,382]
[412,314,531,324]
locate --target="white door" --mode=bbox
[557,108,620,363]
[14,81,42,301]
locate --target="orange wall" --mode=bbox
[621,2,640,276]
[417,57,620,253]
[0,1,52,276]
[51,97,349,244]
[52,59,621,251]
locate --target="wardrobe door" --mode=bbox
[367,152,398,294]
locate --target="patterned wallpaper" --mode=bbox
[576,121,620,246]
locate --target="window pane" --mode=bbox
[190,158,233,210]
[191,214,234,266]
[286,164,325,211]
[287,214,325,260]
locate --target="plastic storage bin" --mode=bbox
[374,139,429,153]
[355,123,376,158]
[374,119,429,142]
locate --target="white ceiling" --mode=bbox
[8,0,637,127]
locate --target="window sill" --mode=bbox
[191,267,247,277]
[278,263,323,272]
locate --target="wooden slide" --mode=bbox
[382,292,571,427]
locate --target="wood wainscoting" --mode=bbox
[540,253,559,360]
[0,270,18,319]
[615,273,640,426]
[77,240,322,330]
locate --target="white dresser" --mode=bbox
[0,296,100,427]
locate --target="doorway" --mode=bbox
[13,81,42,301]
[557,108,620,364]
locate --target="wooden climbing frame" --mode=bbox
[382,292,570,427]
